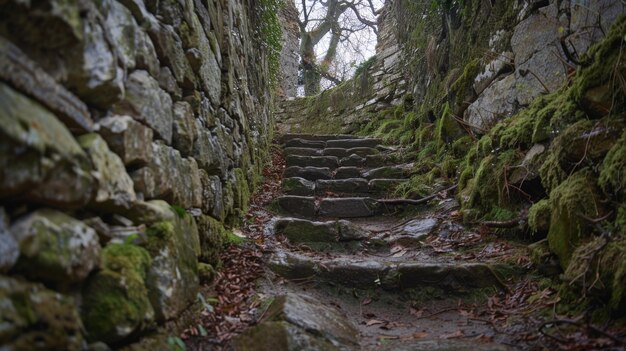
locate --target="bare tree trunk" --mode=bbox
[301,33,320,96]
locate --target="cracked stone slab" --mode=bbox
[316,178,369,195]
[282,177,315,196]
[283,147,322,157]
[284,138,326,149]
[278,196,317,217]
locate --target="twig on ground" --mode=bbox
[377,184,458,205]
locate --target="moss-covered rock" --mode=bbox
[564,235,626,313]
[548,171,607,268]
[0,276,83,350]
[82,243,154,344]
[528,199,551,234]
[599,129,626,199]
[143,211,200,322]
[10,209,101,284]
[196,214,229,267]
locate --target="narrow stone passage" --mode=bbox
[231,134,533,350]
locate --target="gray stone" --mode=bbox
[283,177,316,196]
[473,51,514,95]
[515,47,567,106]
[193,128,227,176]
[233,294,359,351]
[97,115,154,167]
[145,211,200,322]
[337,220,368,241]
[0,36,93,133]
[172,101,198,157]
[131,167,156,199]
[113,70,174,143]
[65,4,125,108]
[346,147,380,157]
[326,138,382,148]
[201,173,225,220]
[511,9,559,66]
[0,276,83,349]
[285,138,326,148]
[283,166,332,181]
[385,218,439,247]
[10,209,101,284]
[157,66,183,100]
[339,154,366,167]
[568,0,625,56]
[334,167,362,179]
[362,165,409,180]
[187,11,222,104]
[274,218,339,243]
[98,0,138,70]
[318,197,380,218]
[148,22,197,89]
[0,209,18,273]
[278,196,317,217]
[322,148,348,158]
[284,147,322,157]
[126,199,177,225]
[464,74,518,132]
[0,83,94,208]
[316,178,369,195]
[286,155,339,169]
[135,25,161,77]
[78,133,137,211]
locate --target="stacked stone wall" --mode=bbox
[0,0,275,348]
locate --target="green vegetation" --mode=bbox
[258,0,283,87]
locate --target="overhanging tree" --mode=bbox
[296,0,380,96]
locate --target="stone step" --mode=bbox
[269,251,507,291]
[284,165,412,182]
[283,147,323,157]
[272,217,368,243]
[279,133,361,144]
[282,177,405,197]
[284,137,384,149]
[283,166,332,181]
[285,155,339,169]
[326,138,383,149]
[322,147,380,158]
[276,196,384,218]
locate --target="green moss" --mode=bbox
[197,262,216,284]
[232,168,252,222]
[144,221,175,256]
[599,129,626,199]
[449,58,481,111]
[528,199,551,234]
[572,14,626,116]
[170,204,186,218]
[226,230,246,245]
[196,215,229,267]
[435,103,464,146]
[451,135,474,157]
[548,171,606,268]
[82,244,154,343]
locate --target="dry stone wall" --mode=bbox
[0,0,274,349]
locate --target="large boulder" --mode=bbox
[78,133,137,211]
[81,243,155,344]
[10,209,101,284]
[0,83,93,208]
[0,276,83,350]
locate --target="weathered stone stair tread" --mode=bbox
[279,133,361,143]
[269,251,506,291]
[283,166,332,181]
[284,165,412,182]
[277,196,385,218]
[326,138,383,148]
[284,137,384,149]
[378,340,513,351]
[285,155,339,168]
[282,177,406,197]
[273,217,368,243]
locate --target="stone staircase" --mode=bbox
[234,134,516,351]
